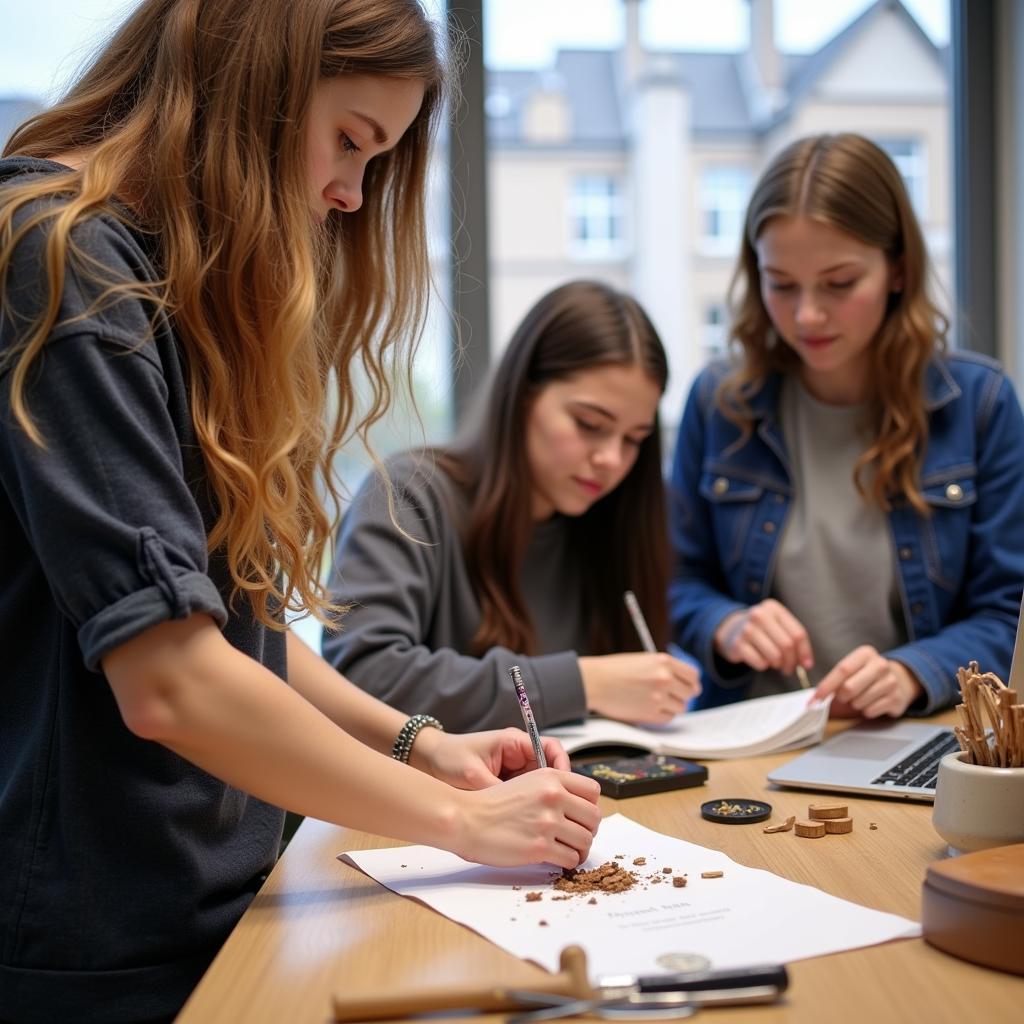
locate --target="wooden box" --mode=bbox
[922,842,1024,974]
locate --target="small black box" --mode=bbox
[574,753,708,798]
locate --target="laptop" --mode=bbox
[766,719,959,802]
[769,593,1024,801]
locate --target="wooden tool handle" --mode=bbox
[331,945,591,1021]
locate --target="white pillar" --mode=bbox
[629,58,694,425]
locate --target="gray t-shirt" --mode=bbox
[751,377,907,696]
[323,453,589,730]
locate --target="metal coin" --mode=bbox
[655,952,712,974]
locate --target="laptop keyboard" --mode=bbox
[871,730,960,790]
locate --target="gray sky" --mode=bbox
[0,0,950,99]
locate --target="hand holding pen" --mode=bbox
[576,593,701,724]
[509,664,547,768]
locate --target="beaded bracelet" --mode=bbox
[391,714,444,764]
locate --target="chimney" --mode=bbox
[749,0,780,93]
[623,0,644,86]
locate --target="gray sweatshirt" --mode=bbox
[322,453,590,730]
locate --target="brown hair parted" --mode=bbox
[438,280,671,657]
[0,0,449,627]
[721,132,947,513]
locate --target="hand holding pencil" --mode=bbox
[576,593,701,725]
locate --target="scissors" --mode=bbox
[505,978,784,1022]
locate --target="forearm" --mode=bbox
[888,612,1017,714]
[104,616,458,846]
[287,630,407,754]
[335,633,586,731]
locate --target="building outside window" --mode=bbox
[699,166,752,256]
[877,137,928,217]
[702,302,729,360]
[568,174,627,258]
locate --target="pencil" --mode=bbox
[623,590,657,653]
[796,665,812,690]
[508,664,547,768]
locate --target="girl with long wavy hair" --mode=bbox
[324,280,700,731]
[0,3,600,1021]
[670,133,1024,718]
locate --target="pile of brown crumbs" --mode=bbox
[553,861,637,895]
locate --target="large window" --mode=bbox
[486,0,952,418]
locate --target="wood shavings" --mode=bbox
[954,662,1024,767]
[763,815,797,834]
[554,861,637,895]
[525,891,542,902]
[700,870,724,879]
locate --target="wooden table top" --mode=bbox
[176,713,1024,1023]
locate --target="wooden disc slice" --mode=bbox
[824,816,854,834]
[808,801,849,820]
[795,819,827,838]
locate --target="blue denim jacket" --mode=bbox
[669,352,1024,714]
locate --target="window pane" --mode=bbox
[485,0,952,418]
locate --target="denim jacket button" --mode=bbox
[713,476,729,495]
[911,601,924,615]
[945,483,963,501]
[899,546,913,560]
[763,521,776,533]
[747,580,761,595]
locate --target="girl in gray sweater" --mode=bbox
[325,280,700,731]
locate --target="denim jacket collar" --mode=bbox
[923,357,961,411]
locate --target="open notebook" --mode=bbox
[547,689,830,761]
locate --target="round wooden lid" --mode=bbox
[925,842,1024,910]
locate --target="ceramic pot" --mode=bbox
[932,752,1024,856]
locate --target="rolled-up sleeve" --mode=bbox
[1,330,225,670]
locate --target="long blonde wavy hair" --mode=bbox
[0,0,447,627]
[720,132,947,514]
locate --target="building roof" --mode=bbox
[488,0,944,149]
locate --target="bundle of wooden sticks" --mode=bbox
[954,661,1024,768]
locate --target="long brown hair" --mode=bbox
[438,280,670,656]
[721,132,947,513]
[0,0,448,626]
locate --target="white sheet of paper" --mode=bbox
[548,690,831,760]
[341,814,920,978]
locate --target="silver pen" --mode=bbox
[509,664,547,768]
[624,590,657,653]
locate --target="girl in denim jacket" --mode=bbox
[671,133,1024,718]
